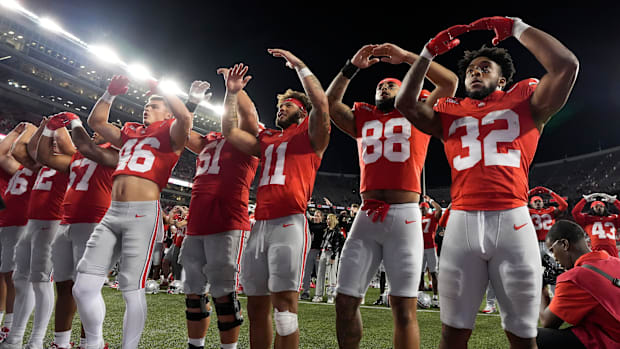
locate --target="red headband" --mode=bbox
[591,201,605,208]
[378,78,402,89]
[530,196,543,204]
[282,98,306,114]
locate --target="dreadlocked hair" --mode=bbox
[457,45,516,89]
[277,89,312,113]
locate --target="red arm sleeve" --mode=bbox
[612,199,620,214]
[550,191,568,213]
[572,198,587,225]
[438,208,450,228]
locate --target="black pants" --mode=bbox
[537,327,586,349]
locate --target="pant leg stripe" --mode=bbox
[139,202,160,289]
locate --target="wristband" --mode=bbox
[42,128,54,137]
[101,91,116,104]
[185,101,198,113]
[340,59,360,80]
[420,46,434,61]
[69,119,83,130]
[511,17,531,41]
[296,67,313,80]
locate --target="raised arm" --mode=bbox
[87,75,127,147]
[12,122,40,170]
[469,17,579,130]
[396,26,469,139]
[372,43,458,107]
[548,189,568,213]
[0,123,27,174]
[27,118,47,162]
[424,194,443,220]
[36,116,72,172]
[571,197,588,224]
[325,45,380,138]
[217,68,260,136]
[269,48,330,157]
[221,64,261,157]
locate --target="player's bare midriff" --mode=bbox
[112,175,161,202]
[362,189,420,204]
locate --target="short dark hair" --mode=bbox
[547,220,587,244]
[148,95,171,111]
[277,89,312,113]
[457,45,516,88]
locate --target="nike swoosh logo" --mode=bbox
[405,220,416,224]
[514,223,528,230]
[136,214,146,218]
[282,224,294,228]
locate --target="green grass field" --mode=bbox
[22,285,510,349]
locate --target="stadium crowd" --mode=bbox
[0,13,618,349]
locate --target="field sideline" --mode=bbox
[20,286,510,349]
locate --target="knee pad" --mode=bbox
[274,308,298,337]
[213,293,243,331]
[185,295,211,321]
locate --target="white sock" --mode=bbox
[188,337,205,347]
[80,337,87,347]
[221,343,237,349]
[122,289,147,349]
[28,281,55,346]
[3,313,12,329]
[73,273,106,349]
[0,311,4,324]
[54,330,72,347]
[7,278,34,344]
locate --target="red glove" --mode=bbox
[469,16,514,46]
[107,75,130,96]
[425,24,470,57]
[46,114,66,131]
[146,79,159,96]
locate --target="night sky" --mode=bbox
[18,2,620,187]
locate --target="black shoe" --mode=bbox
[373,297,384,306]
[188,344,204,349]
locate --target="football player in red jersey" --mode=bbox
[397,16,579,349]
[222,49,330,349]
[36,112,118,349]
[572,192,620,257]
[0,123,38,344]
[325,43,457,349]
[420,196,443,307]
[179,67,259,349]
[71,75,203,349]
[1,119,74,349]
[528,186,568,258]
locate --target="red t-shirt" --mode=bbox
[0,166,35,227]
[255,118,321,220]
[187,132,258,235]
[113,119,180,191]
[435,79,540,211]
[529,206,558,241]
[353,90,431,194]
[62,145,115,224]
[27,166,69,220]
[422,212,440,249]
[549,251,620,343]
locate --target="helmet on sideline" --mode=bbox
[145,280,159,295]
[168,280,184,294]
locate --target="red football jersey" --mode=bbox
[187,132,258,236]
[435,79,540,211]
[113,119,180,191]
[173,225,186,247]
[354,90,431,193]
[27,166,69,220]
[61,145,115,224]
[0,167,11,195]
[254,118,321,220]
[422,213,439,249]
[573,200,620,256]
[0,166,35,227]
[529,207,558,241]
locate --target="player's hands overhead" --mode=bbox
[469,16,521,46]
[351,44,380,69]
[47,112,79,130]
[268,48,304,69]
[107,75,130,96]
[188,80,212,104]
[223,64,252,94]
[426,24,470,57]
[372,43,411,65]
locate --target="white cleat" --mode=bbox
[481,303,497,314]
[311,295,323,303]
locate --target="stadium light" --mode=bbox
[159,79,187,97]
[0,0,22,11]
[168,177,192,188]
[88,45,121,65]
[39,17,63,33]
[199,100,225,116]
[126,63,154,81]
